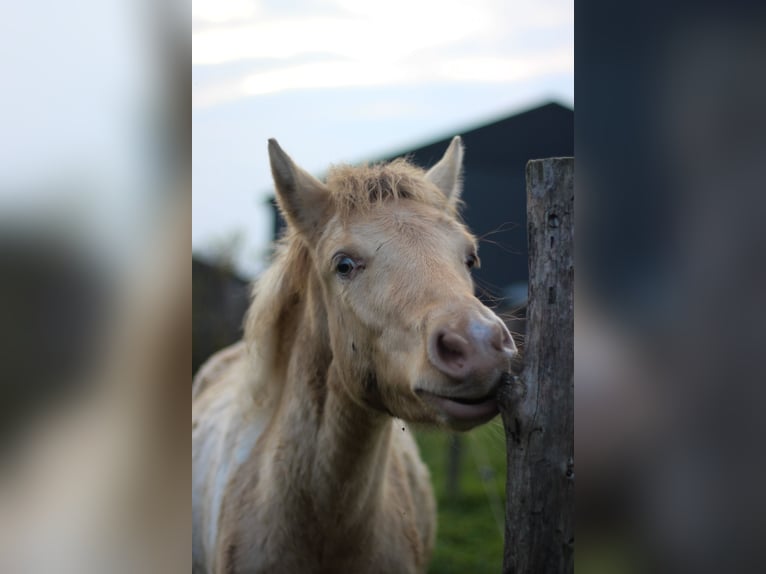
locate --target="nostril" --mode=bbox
[491,323,515,353]
[437,331,468,369]
[501,327,512,349]
[488,324,505,351]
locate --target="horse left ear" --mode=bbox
[426,136,464,205]
[268,139,331,236]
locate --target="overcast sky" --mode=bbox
[192,0,573,276]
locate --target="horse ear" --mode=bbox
[268,139,331,236]
[425,136,464,204]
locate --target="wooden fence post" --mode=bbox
[498,158,574,574]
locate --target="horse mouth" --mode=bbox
[416,388,499,425]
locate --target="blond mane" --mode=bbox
[326,158,459,220]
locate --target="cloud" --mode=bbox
[192,0,259,24]
[192,0,572,107]
[193,47,572,108]
[438,50,572,83]
[192,11,488,67]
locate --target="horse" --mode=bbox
[192,136,517,573]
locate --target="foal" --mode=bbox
[192,137,517,573]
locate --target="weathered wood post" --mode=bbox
[498,158,574,573]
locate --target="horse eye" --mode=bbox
[335,256,356,277]
[465,253,478,269]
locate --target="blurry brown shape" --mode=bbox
[0,196,191,574]
[0,234,109,454]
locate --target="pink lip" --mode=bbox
[418,391,499,424]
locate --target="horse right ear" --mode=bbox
[268,139,331,236]
[426,135,464,205]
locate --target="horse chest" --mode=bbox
[221,518,422,574]
[216,477,426,574]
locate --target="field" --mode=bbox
[414,420,508,574]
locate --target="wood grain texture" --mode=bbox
[498,158,574,574]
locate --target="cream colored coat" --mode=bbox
[192,137,514,573]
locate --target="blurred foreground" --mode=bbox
[577,2,766,572]
[0,0,189,571]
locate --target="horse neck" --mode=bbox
[262,266,393,531]
[313,367,393,523]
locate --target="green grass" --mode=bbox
[414,420,508,574]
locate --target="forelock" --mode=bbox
[325,158,460,221]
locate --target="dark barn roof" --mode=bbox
[270,101,573,307]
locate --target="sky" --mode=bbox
[193,0,573,277]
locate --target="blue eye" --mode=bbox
[335,256,356,277]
